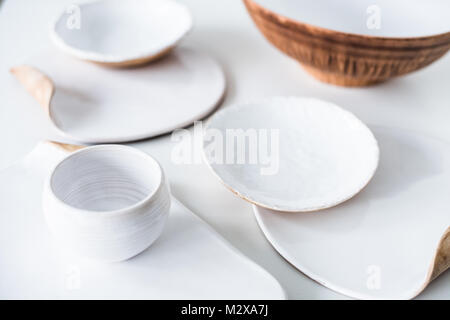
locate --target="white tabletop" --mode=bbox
[1,0,449,299]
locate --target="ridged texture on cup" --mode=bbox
[43,146,170,262]
[244,0,450,86]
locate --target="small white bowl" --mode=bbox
[42,145,171,262]
[51,0,193,67]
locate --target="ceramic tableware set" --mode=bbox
[0,139,287,299]
[203,98,450,299]
[2,0,285,299]
[12,0,225,143]
[202,0,450,299]
[2,0,450,299]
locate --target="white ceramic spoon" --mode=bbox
[0,141,285,299]
[11,47,226,143]
[254,127,450,299]
[202,97,379,212]
[51,0,193,67]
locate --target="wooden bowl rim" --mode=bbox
[244,0,450,47]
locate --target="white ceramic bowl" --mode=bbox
[42,145,171,262]
[51,0,193,66]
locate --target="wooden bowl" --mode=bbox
[244,0,450,86]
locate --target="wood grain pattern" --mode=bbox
[430,227,450,281]
[47,141,85,153]
[412,227,450,298]
[244,0,450,86]
[10,65,54,114]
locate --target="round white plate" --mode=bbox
[254,127,450,299]
[254,0,450,38]
[0,142,285,299]
[51,0,192,65]
[203,97,379,212]
[17,47,225,143]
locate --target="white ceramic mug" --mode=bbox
[42,145,171,262]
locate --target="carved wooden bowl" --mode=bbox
[244,0,450,86]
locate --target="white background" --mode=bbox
[0,0,449,299]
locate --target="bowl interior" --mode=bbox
[254,0,450,38]
[53,0,192,60]
[51,146,161,212]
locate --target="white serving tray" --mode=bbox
[0,142,284,299]
[254,127,449,299]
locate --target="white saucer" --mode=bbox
[203,97,379,212]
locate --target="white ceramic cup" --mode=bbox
[42,145,171,263]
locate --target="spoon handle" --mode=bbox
[10,65,54,116]
[46,141,85,153]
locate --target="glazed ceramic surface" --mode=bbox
[52,0,192,66]
[254,127,450,299]
[0,142,285,299]
[2,0,450,300]
[43,145,170,262]
[12,47,225,143]
[203,97,379,212]
[253,0,450,37]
